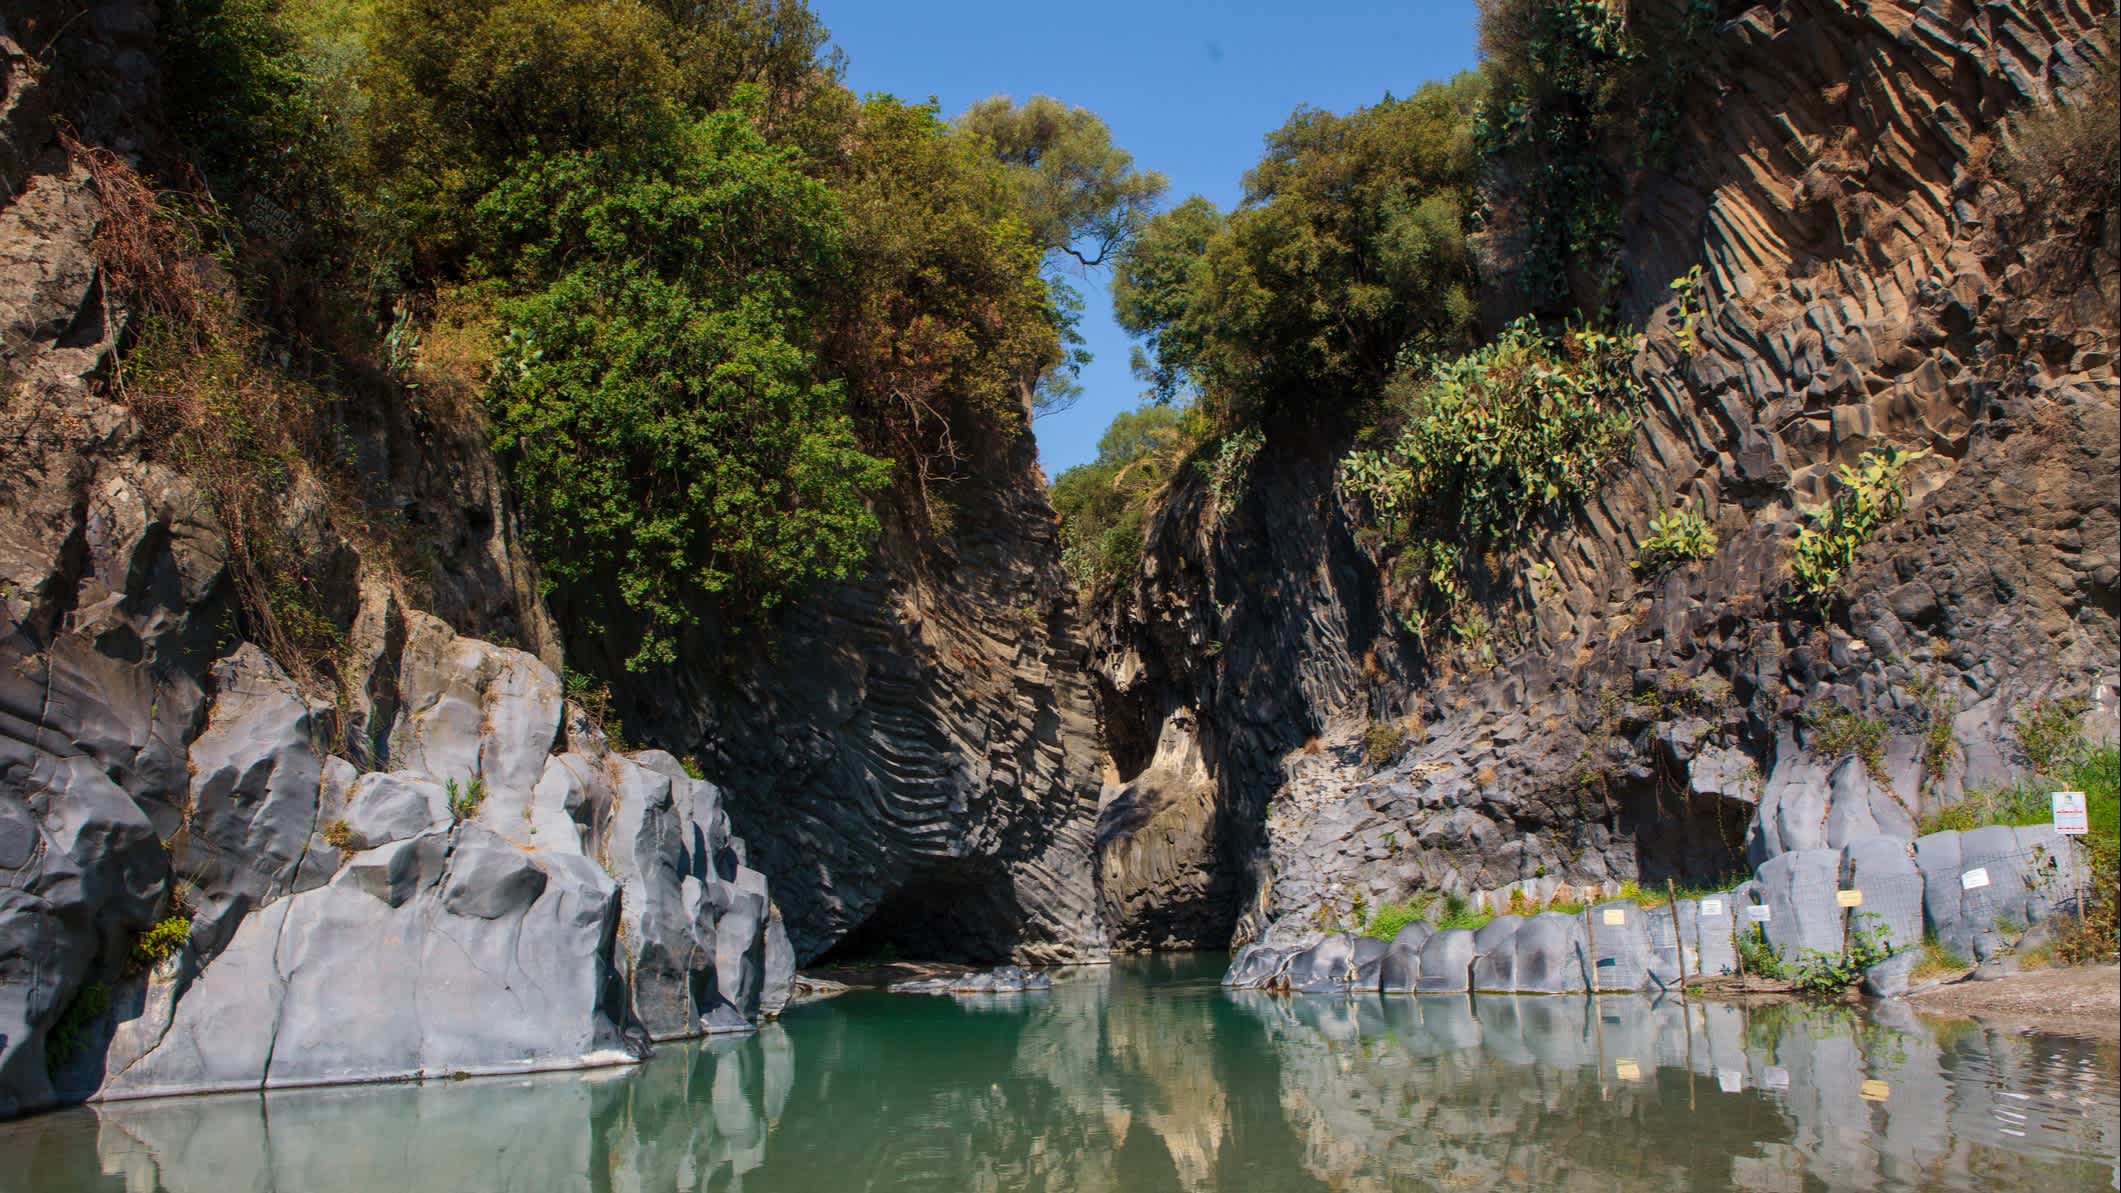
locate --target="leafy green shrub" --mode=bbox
[1632,507,1717,574]
[1340,317,1638,550]
[1789,922,1894,997]
[1803,704,1889,782]
[1790,446,1925,607]
[1735,924,1786,979]
[1050,405,1200,591]
[2015,696,2090,776]
[1205,428,1264,516]
[130,916,192,974]
[1362,720,1410,769]
[1473,0,1714,314]
[45,982,110,1074]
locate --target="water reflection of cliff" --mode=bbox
[24,957,2116,1193]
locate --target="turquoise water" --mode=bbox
[2,954,2114,1191]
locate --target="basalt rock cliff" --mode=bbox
[1091,0,2120,949]
[0,0,1102,1118]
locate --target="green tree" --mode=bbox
[955,95,1168,269]
[481,108,890,669]
[1112,75,1482,427]
[955,95,1168,417]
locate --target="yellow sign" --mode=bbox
[1616,1059,1642,1081]
[1602,908,1626,926]
[1860,1079,1890,1102]
[1836,889,1864,908]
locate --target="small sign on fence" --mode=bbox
[1746,904,1772,923]
[1835,888,1864,908]
[1700,898,1725,917]
[1615,1059,1641,1081]
[1961,867,1991,891]
[2053,790,2089,836]
[1602,907,1626,926]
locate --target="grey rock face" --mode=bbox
[1082,0,2117,955]
[1840,836,1923,955]
[1414,929,1476,993]
[1377,921,1432,993]
[1289,934,1360,994]
[4,613,795,1114]
[1507,913,1589,994]
[1861,949,1921,999]
[1468,915,1525,992]
[1757,849,1846,960]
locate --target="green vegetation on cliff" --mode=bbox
[153,0,1158,670]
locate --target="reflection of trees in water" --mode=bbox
[59,966,2119,1193]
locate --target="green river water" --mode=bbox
[1,953,2114,1191]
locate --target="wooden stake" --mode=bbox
[1667,878,1690,993]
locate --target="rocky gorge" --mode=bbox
[1089,0,2120,956]
[0,0,2116,1132]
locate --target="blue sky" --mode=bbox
[814,0,1483,478]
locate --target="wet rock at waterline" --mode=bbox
[888,965,1053,995]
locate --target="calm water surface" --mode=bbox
[2,954,2114,1192]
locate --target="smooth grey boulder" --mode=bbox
[1468,916,1525,992]
[1290,934,1360,993]
[1414,929,1476,993]
[105,821,631,1100]
[1643,900,1696,988]
[1687,896,1739,977]
[179,648,332,958]
[1509,913,1588,994]
[1861,948,1921,998]
[1915,825,2071,957]
[1377,921,1433,993]
[1757,848,1845,959]
[1914,830,1972,954]
[343,773,451,848]
[37,620,794,1110]
[1350,935,1391,990]
[1222,941,1304,989]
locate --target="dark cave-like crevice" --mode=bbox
[813,856,1025,966]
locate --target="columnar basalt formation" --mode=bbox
[1091,0,2119,947]
[625,418,1112,967]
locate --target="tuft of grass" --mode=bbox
[2015,696,2089,776]
[1362,719,1409,769]
[1804,703,1889,783]
[446,776,488,823]
[1363,895,1434,940]
[321,818,357,850]
[1436,892,1493,933]
[1911,934,1972,980]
